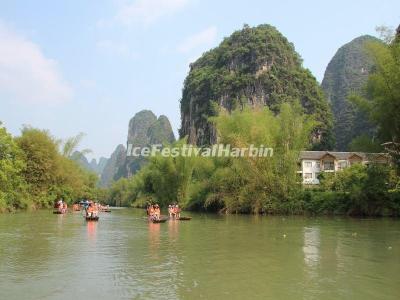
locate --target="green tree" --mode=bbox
[0,123,29,211]
[349,134,383,152]
[127,102,315,213]
[15,127,98,207]
[351,33,400,169]
[15,127,60,205]
[319,163,399,216]
[204,102,315,213]
[61,132,92,158]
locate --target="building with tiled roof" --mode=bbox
[298,151,390,184]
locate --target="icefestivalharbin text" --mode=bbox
[126,144,274,158]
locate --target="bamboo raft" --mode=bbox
[149,216,168,223]
[152,219,167,223]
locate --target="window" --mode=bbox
[304,173,312,179]
[315,172,320,179]
[316,162,321,169]
[338,161,347,170]
[323,161,334,170]
[304,161,312,168]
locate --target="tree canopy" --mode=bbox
[0,123,98,212]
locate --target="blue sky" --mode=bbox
[0,0,399,160]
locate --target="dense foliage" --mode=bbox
[107,101,400,216]
[180,24,334,150]
[321,35,380,151]
[0,123,28,210]
[0,124,98,212]
[300,164,400,216]
[109,102,316,213]
[351,30,400,170]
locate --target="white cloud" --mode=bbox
[177,26,217,53]
[115,0,190,26]
[0,22,72,105]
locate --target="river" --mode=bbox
[0,208,399,299]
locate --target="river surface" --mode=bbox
[0,209,399,300]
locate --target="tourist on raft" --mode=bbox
[147,204,160,221]
[62,201,68,213]
[174,204,181,219]
[86,202,98,218]
[168,204,181,219]
[72,203,80,211]
[168,205,173,218]
[54,199,67,213]
[154,204,160,220]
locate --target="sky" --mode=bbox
[0,0,399,160]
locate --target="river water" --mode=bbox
[0,208,399,300]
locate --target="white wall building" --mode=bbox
[298,151,389,184]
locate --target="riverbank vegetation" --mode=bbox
[299,164,400,216]
[105,102,400,216]
[104,31,400,216]
[107,102,314,213]
[0,124,98,212]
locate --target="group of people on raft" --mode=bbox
[147,204,161,221]
[84,201,99,218]
[80,200,110,213]
[54,199,68,213]
[168,204,181,219]
[54,199,109,218]
[146,203,181,221]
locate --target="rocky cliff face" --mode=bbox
[321,35,380,150]
[148,115,176,145]
[127,110,158,147]
[89,157,108,174]
[100,144,126,186]
[180,24,334,149]
[97,157,108,174]
[121,110,176,178]
[100,110,176,186]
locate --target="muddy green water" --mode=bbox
[0,209,399,300]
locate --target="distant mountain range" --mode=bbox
[70,151,108,175]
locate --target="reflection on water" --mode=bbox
[148,222,161,258]
[86,220,97,242]
[0,210,399,300]
[168,219,179,241]
[303,226,320,268]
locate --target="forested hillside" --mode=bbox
[180,24,334,149]
[321,35,380,150]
